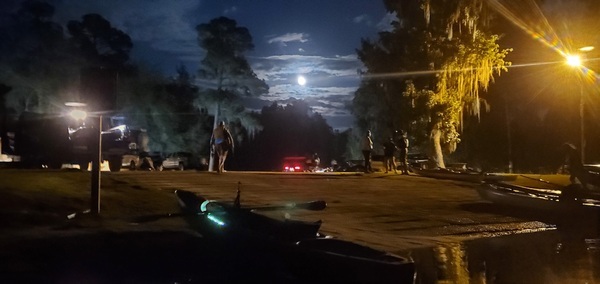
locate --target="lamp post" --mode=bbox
[66,101,101,214]
[566,46,594,163]
[579,81,584,164]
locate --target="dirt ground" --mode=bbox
[0,168,577,282]
[0,168,572,248]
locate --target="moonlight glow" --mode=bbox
[297,76,306,86]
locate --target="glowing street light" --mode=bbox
[65,100,100,214]
[69,109,87,121]
[566,55,581,67]
[566,46,594,163]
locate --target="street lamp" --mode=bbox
[566,46,594,163]
[65,101,101,214]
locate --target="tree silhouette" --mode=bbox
[67,13,133,111]
[354,0,511,168]
[0,0,76,115]
[195,16,268,170]
[67,13,132,69]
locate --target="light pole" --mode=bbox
[566,46,594,163]
[66,102,100,214]
[579,81,584,164]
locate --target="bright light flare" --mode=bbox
[65,102,86,107]
[566,55,582,67]
[69,109,87,120]
[297,76,306,86]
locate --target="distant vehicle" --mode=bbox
[14,112,150,172]
[162,152,204,171]
[122,150,139,170]
[123,150,164,171]
[283,156,307,172]
[407,153,429,169]
[336,160,366,172]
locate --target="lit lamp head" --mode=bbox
[566,55,582,67]
[69,109,87,120]
[566,46,594,67]
[65,101,88,124]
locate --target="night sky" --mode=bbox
[40,0,395,130]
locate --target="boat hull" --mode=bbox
[477,182,600,212]
[413,168,516,183]
[285,237,415,283]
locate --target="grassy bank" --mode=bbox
[0,169,177,230]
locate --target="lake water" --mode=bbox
[411,223,600,283]
[2,226,599,283]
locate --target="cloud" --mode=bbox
[353,14,372,26]
[267,33,309,46]
[224,6,238,15]
[376,12,397,32]
[251,53,361,82]
[246,51,363,127]
[49,0,202,56]
[48,0,205,75]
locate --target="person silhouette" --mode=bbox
[211,121,234,173]
[362,130,373,173]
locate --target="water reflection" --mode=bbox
[411,217,600,283]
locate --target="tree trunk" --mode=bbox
[208,102,220,172]
[429,124,445,169]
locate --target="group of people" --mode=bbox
[361,129,410,174]
[210,123,596,184]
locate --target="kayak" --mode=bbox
[175,189,322,242]
[412,167,517,183]
[477,181,600,212]
[175,189,416,283]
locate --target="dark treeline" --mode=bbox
[230,100,349,171]
[0,1,350,170]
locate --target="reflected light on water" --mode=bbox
[411,230,600,283]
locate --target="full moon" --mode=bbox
[297,76,306,86]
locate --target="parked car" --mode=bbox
[336,160,366,172]
[282,156,307,172]
[162,152,202,171]
[122,150,164,171]
[407,153,429,169]
[121,150,139,170]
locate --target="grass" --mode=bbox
[0,169,177,230]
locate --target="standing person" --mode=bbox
[397,130,410,175]
[362,130,373,173]
[383,137,398,174]
[562,143,588,189]
[210,121,234,173]
[310,153,320,172]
